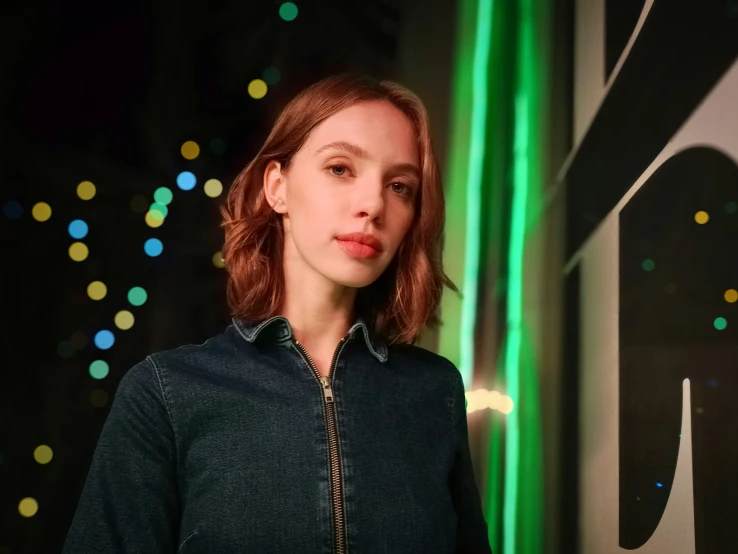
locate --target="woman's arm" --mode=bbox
[448,366,493,554]
[62,357,180,553]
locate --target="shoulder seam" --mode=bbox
[145,355,180,452]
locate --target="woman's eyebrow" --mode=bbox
[315,140,420,178]
[314,141,369,158]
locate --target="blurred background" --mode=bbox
[1,0,737,553]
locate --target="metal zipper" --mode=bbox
[294,337,349,554]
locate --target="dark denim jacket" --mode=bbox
[62,316,492,553]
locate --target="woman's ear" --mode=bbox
[263,160,288,214]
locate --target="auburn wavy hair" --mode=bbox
[220,73,458,345]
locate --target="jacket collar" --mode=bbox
[232,315,388,363]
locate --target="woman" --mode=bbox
[62,73,492,553]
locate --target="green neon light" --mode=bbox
[503,0,542,551]
[460,0,494,388]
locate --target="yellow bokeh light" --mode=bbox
[69,242,89,262]
[725,289,738,303]
[34,445,53,465]
[248,79,268,99]
[212,251,225,268]
[77,181,96,200]
[115,310,135,330]
[464,388,513,414]
[32,202,52,222]
[91,388,109,408]
[131,194,148,213]
[695,210,709,224]
[181,141,200,160]
[87,281,107,300]
[204,178,223,198]
[18,497,38,518]
[145,211,165,228]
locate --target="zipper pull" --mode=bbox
[319,376,334,403]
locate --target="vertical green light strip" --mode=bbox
[459,0,494,388]
[439,0,474,375]
[503,0,542,551]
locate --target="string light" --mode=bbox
[465,388,514,414]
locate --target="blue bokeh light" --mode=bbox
[94,330,115,350]
[68,219,89,239]
[3,200,23,220]
[144,238,163,257]
[176,171,197,191]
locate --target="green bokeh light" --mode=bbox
[642,258,656,272]
[279,2,298,21]
[263,66,282,86]
[725,201,737,214]
[128,286,148,307]
[210,138,227,155]
[89,360,110,380]
[154,187,173,206]
[714,317,727,331]
[149,202,168,220]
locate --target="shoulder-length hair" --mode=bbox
[220,73,458,345]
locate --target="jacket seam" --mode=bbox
[146,354,181,459]
[447,360,458,430]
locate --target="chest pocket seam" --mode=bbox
[177,528,199,552]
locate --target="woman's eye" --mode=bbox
[391,182,413,197]
[329,165,348,177]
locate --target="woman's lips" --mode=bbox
[335,239,381,259]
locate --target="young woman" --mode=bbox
[63,73,492,553]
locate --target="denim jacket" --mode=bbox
[62,315,492,553]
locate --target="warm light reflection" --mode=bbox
[465,388,514,414]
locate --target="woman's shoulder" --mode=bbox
[387,343,461,382]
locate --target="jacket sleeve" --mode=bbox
[62,357,180,553]
[448,366,493,554]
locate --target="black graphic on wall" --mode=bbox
[565,1,738,260]
[619,147,738,552]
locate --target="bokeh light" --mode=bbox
[154,187,173,205]
[181,140,200,160]
[70,331,88,349]
[32,202,52,222]
[279,2,299,21]
[149,202,168,219]
[68,219,89,239]
[128,286,147,306]
[94,330,115,350]
[3,200,22,220]
[131,194,149,214]
[725,201,737,214]
[725,289,738,303]
[210,138,227,155]
[34,445,53,465]
[212,251,225,268]
[57,340,74,358]
[641,258,655,272]
[248,79,268,99]
[90,389,109,408]
[115,310,135,330]
[89,360,109,380]
[69,242,89,262]
[204,179,223,198]
[145,211,165,228]
[18,498,38,518]
[144,238,163,257]
[77,181,96,200]
[694,210,709,224]
[714,317,727,331]
[87,281,107,300]
[177,171,196,191]
[262,66,281,85]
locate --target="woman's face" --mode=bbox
[265,100,420,289]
